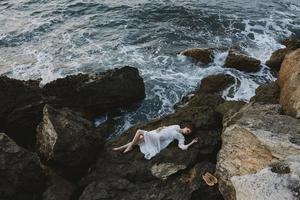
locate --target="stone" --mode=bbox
[42,66,145,117]
[250,81,280,104]
[265,38,300,72]
[36,105,103,179]
[77,92,225,200]
[231,156,300,200]
[0,76,44,148]
[280,38,300,50]
[179,48,214,64]
[199,74,235,94]
[42,174,75,200]
[0,66,145,149]
[278,49,300,118]
[151,163,186,180]
[266,48,292,71]
[224,50,261,72]
[0,133,45,200]
[216,103,300,200]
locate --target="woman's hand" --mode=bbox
[192,137,199,144]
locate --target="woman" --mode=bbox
[113,124,198,159]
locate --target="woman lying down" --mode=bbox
[113,124,198,160]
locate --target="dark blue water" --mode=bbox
[1,0,299,135]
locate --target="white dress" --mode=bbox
[138,124,188,160]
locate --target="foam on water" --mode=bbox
[0,0,299,135]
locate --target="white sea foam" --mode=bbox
[1,0,299,135]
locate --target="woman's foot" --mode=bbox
[123,145,133,154]
[112,147,123,151]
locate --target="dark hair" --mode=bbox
[184,123,194,132]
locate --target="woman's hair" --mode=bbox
[184,123,194,132]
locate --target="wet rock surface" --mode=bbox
[199,74,235,94]
[77,91,225,200]
[266,48,293,72]
[179,48,214,64]
[43,66,145,116]
[0,66,145,148]
[266,37,300,72]
[0,76,44,148]
[36,105,103,179]
[250,81,280,104]
[0,133,45,200]
[2,43,300,200]
[224,50,261,72]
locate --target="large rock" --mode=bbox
[278,49,300,118]
[0,66,145,148]
[265,48,292,71]
[79,161,223,200]
[36,105,103,179]
[231,156,300,200]
[179,48,214,64]
[42,174,75,200]
[266,38,300,71]
[250,81,280,104]
[224,50,261,72]
[0,77,44,148]
[216,103,300,200]
[0,133,45,200]
[43,66,145,116]
[77,92,225,200]
[280,37,300,50]
[199,74,235,94]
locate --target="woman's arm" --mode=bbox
[178,138,198,150]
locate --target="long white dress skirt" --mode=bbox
[138,130,161,160]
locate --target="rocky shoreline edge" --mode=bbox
[0,38,299,200]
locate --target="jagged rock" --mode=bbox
[199,74,235,94]
[36,105,103,179]
[224,50,261,72]
[79,162,223,200]
[278,49,300,118]
[42,174,75,200]
[216,103,300,200]
[179,48,214,64]
[231,156,300,200]
[0,76,44,148]
[280,38,300,50]
[43,66,145,116]
[266,38,300,72]
[215,101,246,127]
[175,91,224,110]
[266,48,292,71]
[250,81,280,104]
[78,93,225,200]
[0,66,145,149]
[0,133,45,200]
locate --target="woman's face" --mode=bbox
[183,127,191,135]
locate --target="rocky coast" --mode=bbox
[0,39,300,200]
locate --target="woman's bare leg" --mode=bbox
[112,142,131,151]
[123,130,144,153]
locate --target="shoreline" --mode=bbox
[0,39,299,200]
